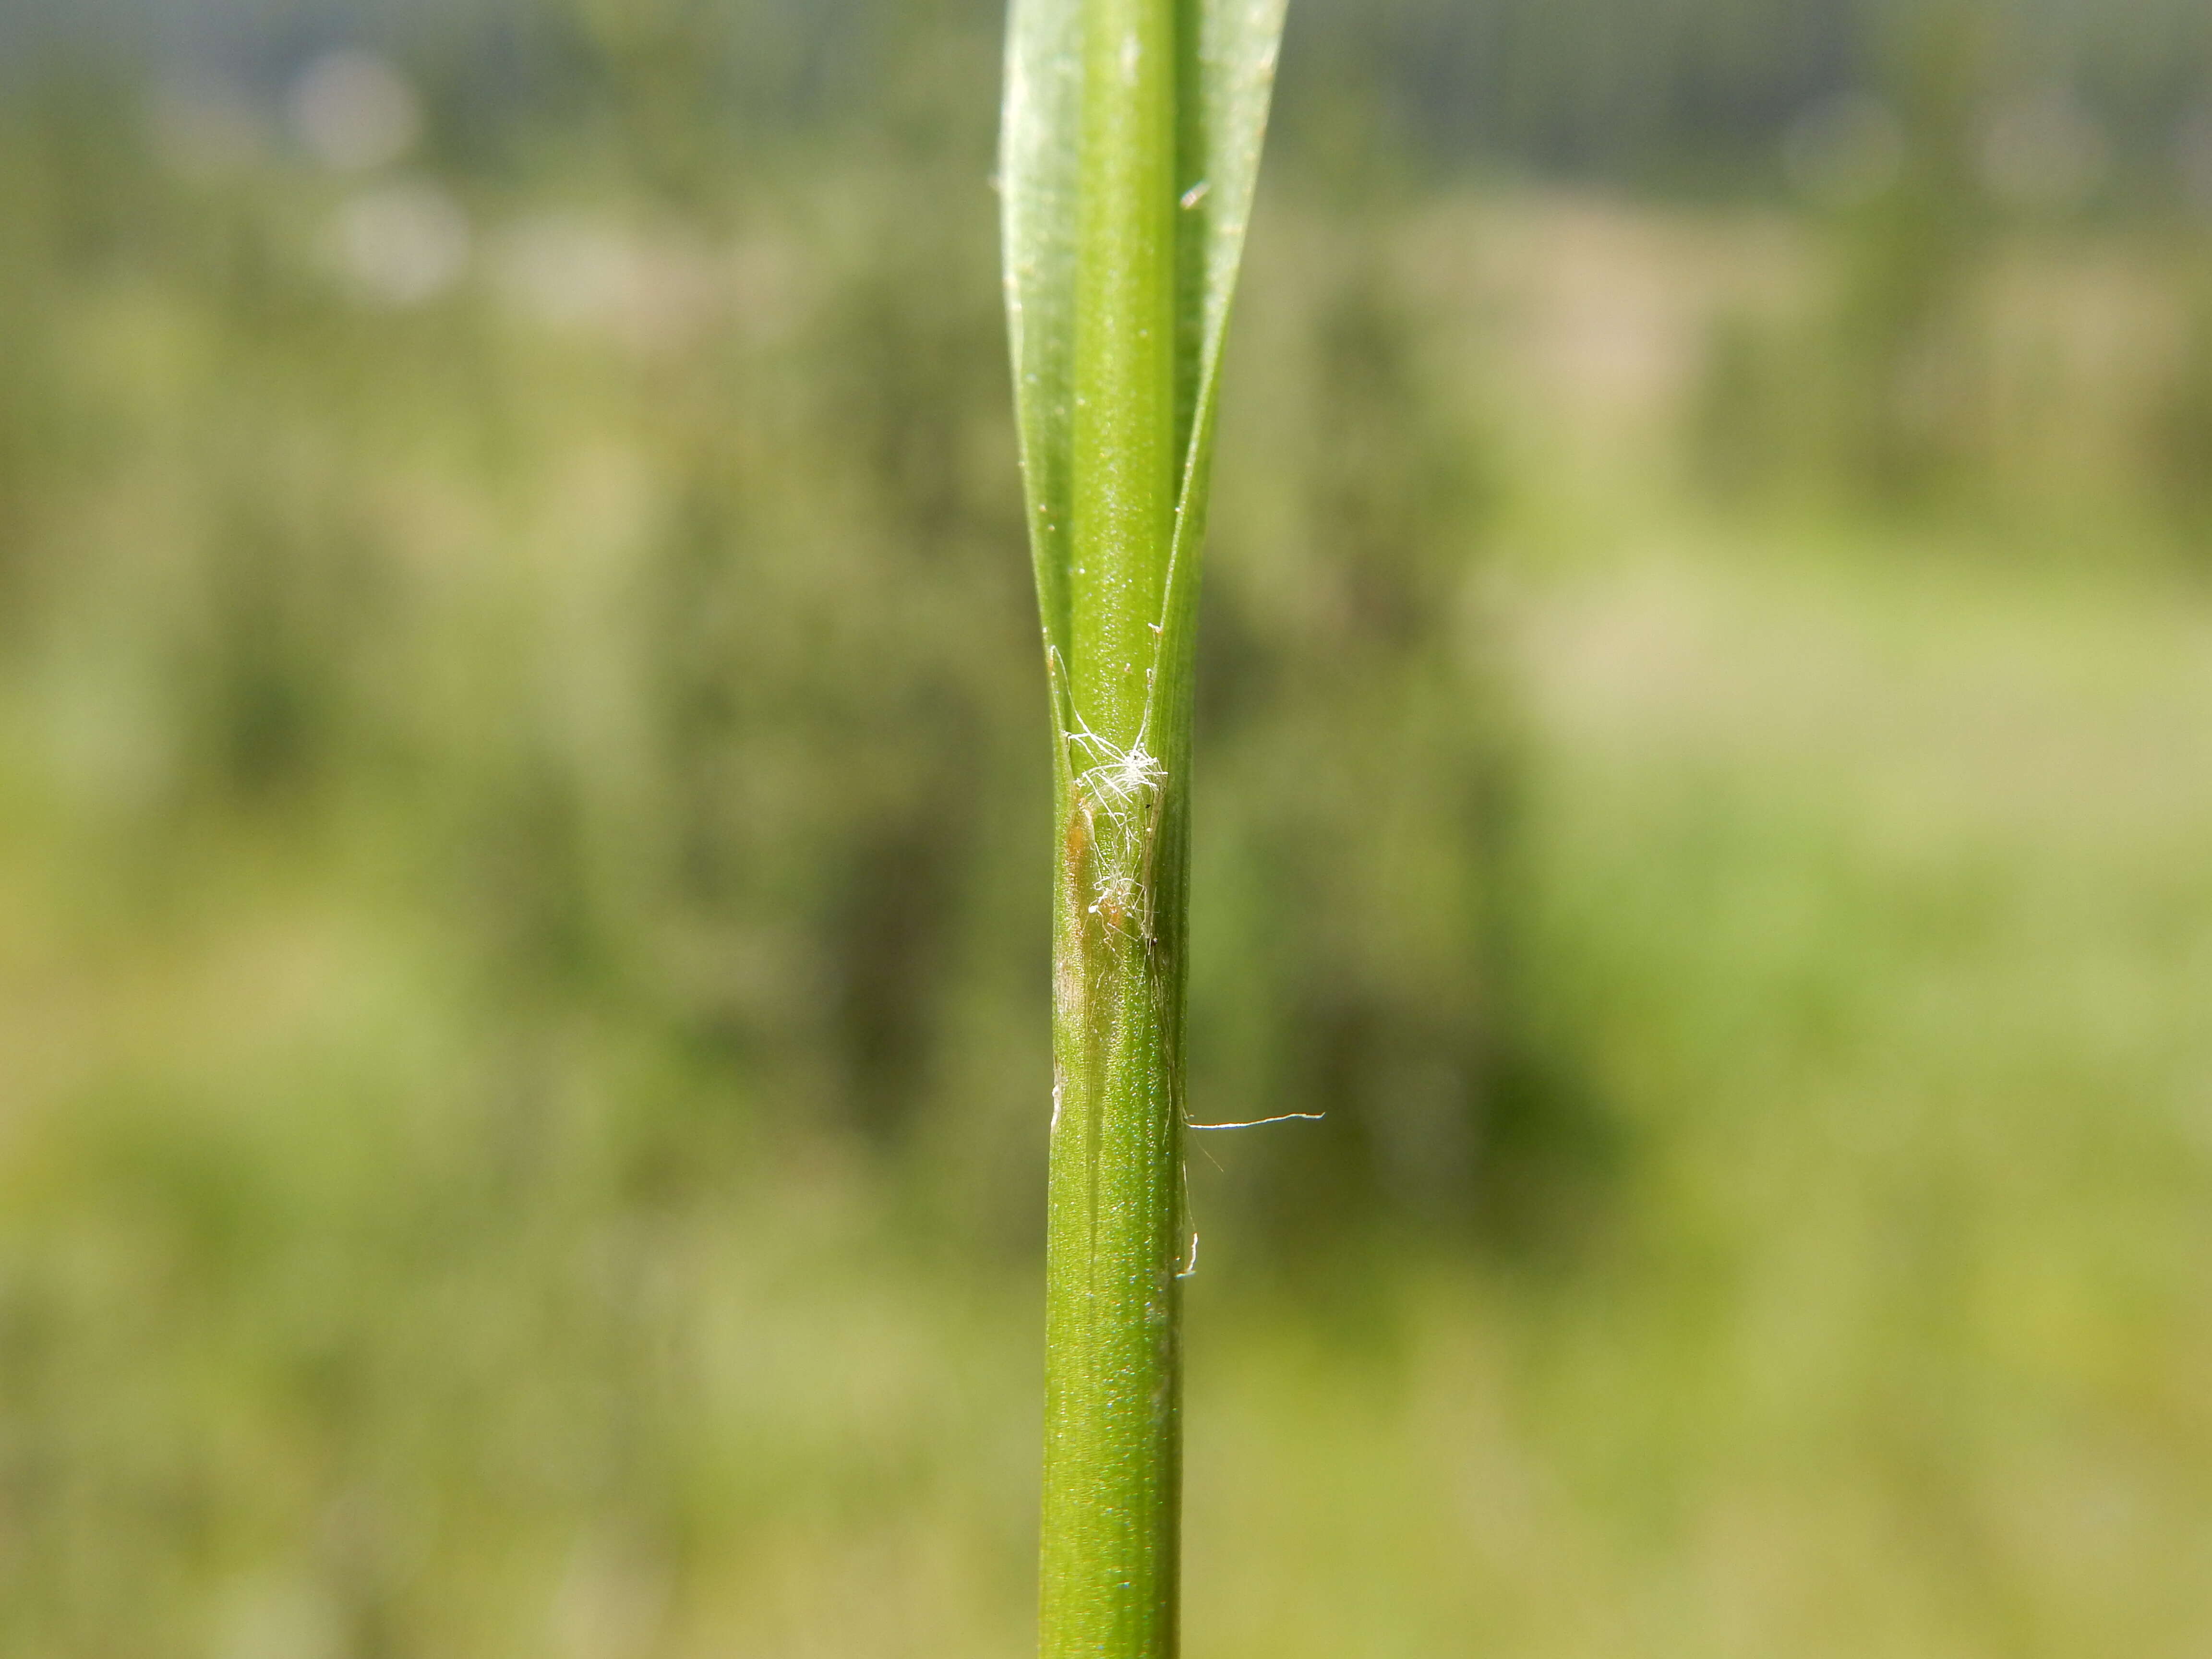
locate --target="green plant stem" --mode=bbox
[1038,0,1186,1654]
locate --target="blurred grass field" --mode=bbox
[8,9,2212,1654]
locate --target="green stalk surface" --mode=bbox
[1000,1,1286,1655]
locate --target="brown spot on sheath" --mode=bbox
[1055,803,1091,1023]
[1062,801,1089,880]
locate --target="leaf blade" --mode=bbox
[1154,0,1286,757]
[1000,0,1085,673]
[1002,0,1287,714]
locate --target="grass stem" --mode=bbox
[1003,1,1285,1649]
[1039,1,1184,1650]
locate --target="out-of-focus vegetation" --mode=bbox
[5,0,2212,1653]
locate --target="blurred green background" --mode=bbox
[5,0,2212,1652]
